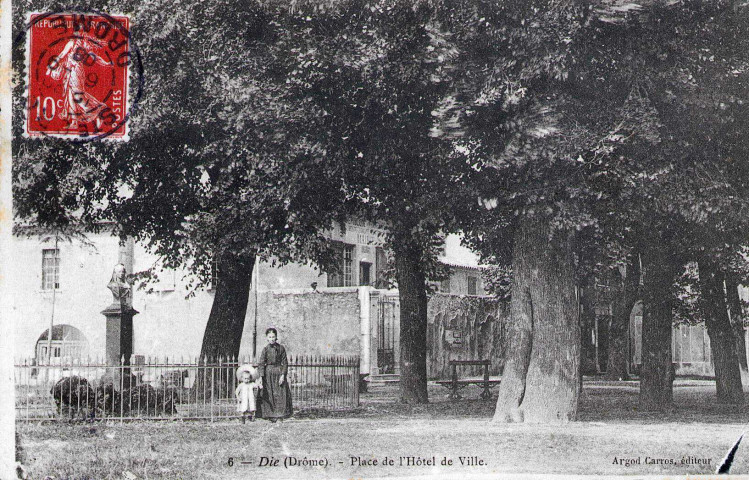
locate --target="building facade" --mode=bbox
[15,223,747,380]
[10,222,487,377]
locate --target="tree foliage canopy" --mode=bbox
[13,0,749,304]
[13,0,346,287]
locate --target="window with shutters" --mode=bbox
[327,243,355,287]
[42,249,60,290]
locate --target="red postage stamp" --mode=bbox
[25,13,132,140]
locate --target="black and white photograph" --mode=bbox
[2,0,749,478]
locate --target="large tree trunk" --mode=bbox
[699,260,744,404]
[493,214,580,423]
[606,260,639,381]
[725,275,748,375]
[199,251,256,361]
[393,239,429,404]
[639,242,675,411]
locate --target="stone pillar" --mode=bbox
[369,289,381,375]
[102,303,137,366]
[359,286,372,375]
[392,293,401,375]
[102,260,138,385]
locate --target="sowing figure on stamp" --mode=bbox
[46,30,111,130]
[107,263,133,311]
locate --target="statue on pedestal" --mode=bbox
[102,263,137,368]
[106,263,134,312]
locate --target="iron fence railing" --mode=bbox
[15,355,360,421]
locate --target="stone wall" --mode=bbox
[241,289,361,359]
[426,294,508,379]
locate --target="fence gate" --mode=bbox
[377,296,398,374]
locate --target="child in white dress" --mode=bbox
[236,365,260,423]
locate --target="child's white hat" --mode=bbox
[236,364,258,381]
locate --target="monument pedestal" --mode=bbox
[102,303,138,385]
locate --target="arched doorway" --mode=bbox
[35,325,90,364]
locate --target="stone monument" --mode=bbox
[101,263,138,367]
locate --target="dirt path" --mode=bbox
[16,380,749,479]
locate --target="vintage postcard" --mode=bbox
[2,0,749,479]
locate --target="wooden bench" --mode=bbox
[435,359,500,400]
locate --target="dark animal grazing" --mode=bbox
[123,384,155,415]
[121,384,179,416]
[94,383,123,416]
[93,382,178,417]
[51,374,180,419]
[50,376,95,418]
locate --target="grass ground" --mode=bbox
[15,379,749,479]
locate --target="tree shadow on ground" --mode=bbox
[297,380,749,424]
[579,382,749,424]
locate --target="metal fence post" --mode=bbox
[211,358,216,422]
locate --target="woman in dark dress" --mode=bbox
[257,328,293,421]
